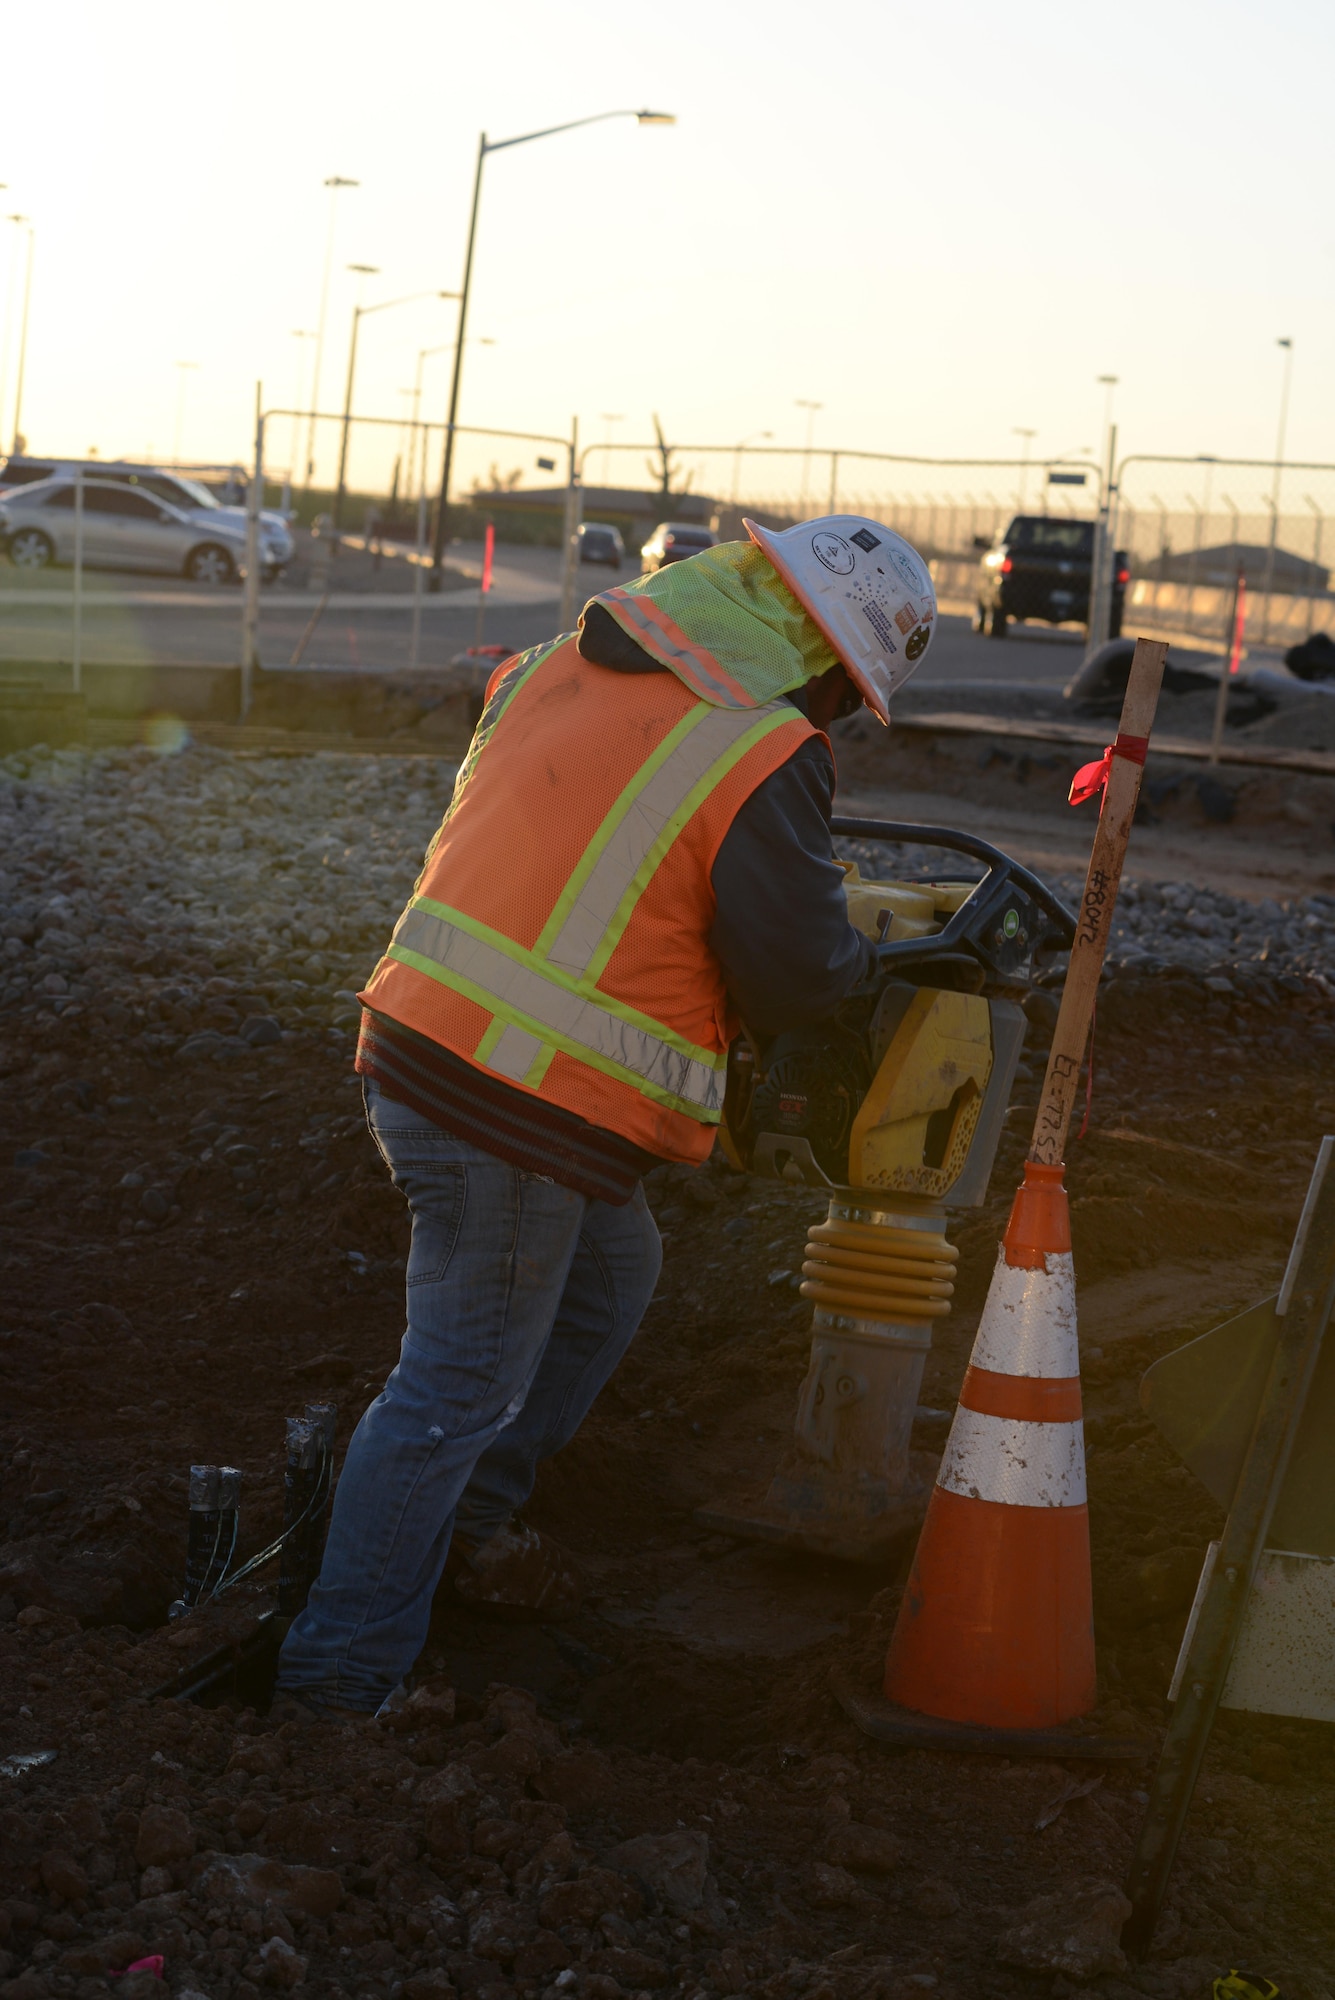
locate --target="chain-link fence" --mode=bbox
[1113,454,1335,653]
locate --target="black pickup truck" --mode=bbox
[975,514,1128,638]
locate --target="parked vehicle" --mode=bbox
[975,514,1127,638]
[576,522,624,569]
[640,521,717,574]
[0,455,295,570]
[0,477,288,582]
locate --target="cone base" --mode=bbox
[831,1671,1147,1762]
[884,1485,1096,1729]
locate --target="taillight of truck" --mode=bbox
[1000,556,1013,574]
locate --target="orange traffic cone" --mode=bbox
[882,1159,1096,1729]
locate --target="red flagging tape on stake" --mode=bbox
[1068,732,1150,807]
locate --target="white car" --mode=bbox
[0,456,295,570]
[0,476,287,583]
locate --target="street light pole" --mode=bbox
[304,176,359,497]
[1011,427,1036,511]
[730,429,772,507]
[331,280,458,531]
[8,216,35,455]
[1262,337,1294,642]
[795,400,822,517]
[429,108,675,587]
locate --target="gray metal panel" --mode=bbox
[946,996,1026,1209]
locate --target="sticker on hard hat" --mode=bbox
[812,532,855,575]
[850,528,881,554]
[889,547,924,592]
[905,625,931,662]
[894,603,918,635]
[861,602,899,652]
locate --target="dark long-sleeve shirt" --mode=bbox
[357,612,872,1199]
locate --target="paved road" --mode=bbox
[0,532,1089,685]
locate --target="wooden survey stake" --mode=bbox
[1029,636,1168,1165]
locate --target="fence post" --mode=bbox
[409,477,428,671]
[71,467,84,696]
[240,383,264,719]
[1082,428,1117,662]
[557,416,582,631]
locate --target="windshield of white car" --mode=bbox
[152,476,219,510]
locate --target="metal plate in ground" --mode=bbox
[1139,1294,1335,1558]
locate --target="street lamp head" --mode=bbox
[347,263,379,275]
[636,109,676,125]
[325,175,359,188]
[1277,336,1293,350]
[1097,373,1118,384]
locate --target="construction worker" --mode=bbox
[278,516,937,1715]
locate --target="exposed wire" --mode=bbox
[210,1441,332,1600]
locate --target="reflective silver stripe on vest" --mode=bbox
[394,905,723,1111]
[543,703,783,977]
[602,590,745,708]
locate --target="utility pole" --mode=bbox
[1261,337,1294,643]
[1011,427,1036,511]
[8,216,35,454]
[304,177,359,497]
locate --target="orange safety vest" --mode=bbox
[360,634,817,1162]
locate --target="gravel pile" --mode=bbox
[1,745,1333,1070]
[836,833,1335,995]
[0,743,456,1064]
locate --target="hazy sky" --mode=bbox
[3,0,1333,506]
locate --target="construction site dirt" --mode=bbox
[4,749,1335,1999]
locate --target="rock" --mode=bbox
[257,1935,307,1988]
[590,1945,668,1988]
[910,1877,961,1919]
[511,1930,570,1980]
[134,1804,194,1869]
[534,1748,616,1810]
[240,1015,282,1047]
[804,1861,864,1908]
[192,1851,342,1919]
[538,1867,642,1929]
[996,1874,1132,1979]
[138,1865,173,1898]
[404,1975,454,2000]
[421,1799,469,1863]
[468,1892,535,1961]
[227,1736,289,1778]
[824,1823,905,1876]
[38,1851,88,1901]
[603,1830,708,1913]
[417,1760,479,1806]
[476,1726,548,1780]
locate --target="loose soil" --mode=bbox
[3,971,1335,1999]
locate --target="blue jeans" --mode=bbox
[277,1080,662,1712]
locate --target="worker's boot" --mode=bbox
[449,1519,586,1620]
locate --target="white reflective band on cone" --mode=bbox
[937,1408,1087,1508]
[969,1250,1079,1379]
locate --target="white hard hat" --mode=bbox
[744,515,936,725]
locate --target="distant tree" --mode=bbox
[647,415,691,499]
[471,463,524,494]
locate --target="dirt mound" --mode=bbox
[4,974,1335,1996]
